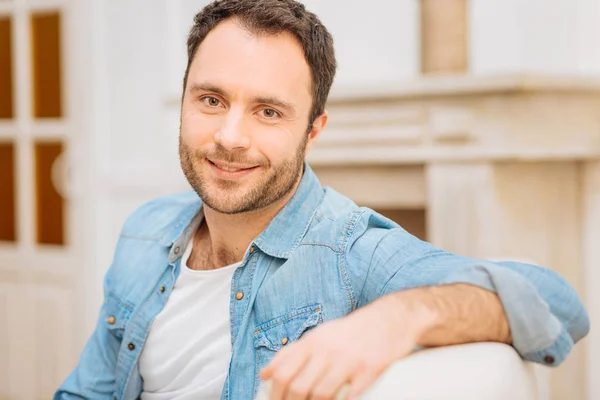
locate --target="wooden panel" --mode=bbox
[0,16,13,119]
[0,142,16,242]
[35,141,64,245]
[3,283,36,400]
[34,287,74,398]
[2,284,74,399]
[0,286,10,396]
[420,0,468,74]
[583,162,600,400]
[31,12,62,118]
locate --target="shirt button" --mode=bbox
[107,316,115,325]
[127,342,136,351]
[159,285,166,293]
[543,355,555,365]
[173,246,181,255]
[235,292,244,300]
[281,337,289,346]
[249,246,255,254]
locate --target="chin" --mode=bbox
[200,187,249,214]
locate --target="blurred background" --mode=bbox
[0,0,599,399]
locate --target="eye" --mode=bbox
[202,96,222,107]
[259,108,280,118]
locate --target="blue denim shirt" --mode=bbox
[56,163,589,400]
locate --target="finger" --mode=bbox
[308,362,354,400]
[268,349,311,400]
[262,346,293,380]
[284,354,330,400]
[346,368,381,400]
[333,384,351,400]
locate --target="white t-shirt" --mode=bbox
[139,237,239,400]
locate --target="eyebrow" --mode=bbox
[188,82,227,97]
[188,82,297,117]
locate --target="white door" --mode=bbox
[0,0,85,398]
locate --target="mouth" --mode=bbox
[207,158,260,179]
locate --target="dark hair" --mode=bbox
[183,0,336,125]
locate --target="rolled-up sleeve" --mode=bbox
[345,212,590,367]
[438,261,588,365]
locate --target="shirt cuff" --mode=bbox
[438,261,569,366]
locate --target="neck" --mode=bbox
[197,176,303,267]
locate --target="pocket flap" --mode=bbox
[253,304,322,351]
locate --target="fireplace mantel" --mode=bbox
[328,74,600,101]
[309,74,600,167]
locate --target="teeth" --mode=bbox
[215,163,243,172]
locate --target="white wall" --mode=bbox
[103,0,183,185]
[301,0,419,88]
[470,0,600,75]
[167,0,420,96]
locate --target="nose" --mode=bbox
[213,108,251,151]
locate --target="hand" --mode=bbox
[259,296,436,400]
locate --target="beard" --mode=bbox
[179,136,307,214]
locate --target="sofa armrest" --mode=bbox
[256,343,536,400]
[360,342,536,399]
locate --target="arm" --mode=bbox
[54,279,122,399]
[384,283,512,348]
[351,219,589,366]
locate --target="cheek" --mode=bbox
[251,127,301,163]
[180,107,221,145]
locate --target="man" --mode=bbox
[56,0,590,399]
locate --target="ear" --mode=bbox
[304,110,328,154]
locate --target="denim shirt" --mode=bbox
[56,163,589,400]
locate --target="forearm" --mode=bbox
[383,283,512,348]
[352,225,588,364]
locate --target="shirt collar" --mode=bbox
[253,162,324,259]
[166,206,204,262]
[165,162,324,261]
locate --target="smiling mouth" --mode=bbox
[207,159,259,173]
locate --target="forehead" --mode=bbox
[187,18,312,103]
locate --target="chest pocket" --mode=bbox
[102,293,133,340]
[253,304,323,373]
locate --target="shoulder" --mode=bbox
[104,191,201,304]
[318,189,426,258]
[120,190,201,243]
[320,187,400,232]
[303,187,402,250]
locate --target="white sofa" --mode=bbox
[257,343,538,400]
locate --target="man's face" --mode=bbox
[180,19,324,214]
